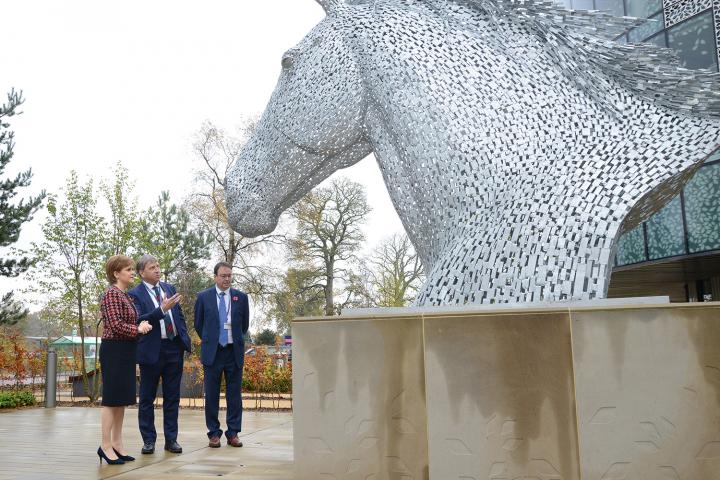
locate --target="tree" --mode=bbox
[99,164,140,257]
[96,166,210,282]
[26,171,105,400]
[172,262,213,380]
[366,233,425,307]
[255,328,277,346]
[0,293,27,326]
[187,121,246,266]
[0,89,45,325]
[20,303,67,339]
[268,268,325,334]
[288,177,371,316]
[185,120,284,300]
[137,191,211,281]
[172,263,213,327]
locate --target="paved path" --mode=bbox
[0,407,293,480]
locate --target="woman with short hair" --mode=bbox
[97,255,152,465]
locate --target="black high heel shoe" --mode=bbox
[97,446,125,465]
[113,448,135,462]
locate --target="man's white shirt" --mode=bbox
[143,281,177,340]
[215,286,233,344]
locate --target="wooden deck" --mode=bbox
[0,407,293,479]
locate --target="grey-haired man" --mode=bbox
[128,255,191,454]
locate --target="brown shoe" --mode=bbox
[208,436,221,448]
[227,435,243,447]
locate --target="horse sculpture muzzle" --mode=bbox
[226,122,286,238]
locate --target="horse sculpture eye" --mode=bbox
[281,55,294,70]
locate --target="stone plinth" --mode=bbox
[293,301,720,479]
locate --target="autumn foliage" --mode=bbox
[238,347,290,409]
[0,327,46,392]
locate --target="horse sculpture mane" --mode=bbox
[226,0,720,306]
[472,1,719,113]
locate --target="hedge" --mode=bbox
[0,390,36,409]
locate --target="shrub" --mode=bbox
[0,327,46,391]
[272,361,292,394]
[242,348,292,394]
[0,390,36,409]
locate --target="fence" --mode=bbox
[0,328,292,410]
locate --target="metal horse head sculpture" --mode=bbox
[226,0,720,306]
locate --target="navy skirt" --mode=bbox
[99,339,137,406]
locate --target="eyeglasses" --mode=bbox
[217,274,233,279]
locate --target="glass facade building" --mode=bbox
[561,0,720,301]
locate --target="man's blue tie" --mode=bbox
[153,285,175,340]
[218,292,228,347]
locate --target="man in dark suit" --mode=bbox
[128,255,191,454]
[194,261,249,448]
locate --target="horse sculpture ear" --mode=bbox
[316,0,343,15]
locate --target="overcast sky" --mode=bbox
[1,0,404,308]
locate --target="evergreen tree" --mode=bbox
[137,191,212,281]
[0,89,45,325]
[254,328,277,346]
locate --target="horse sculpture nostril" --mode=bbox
[236,215,279,238]
[226,191,279,238]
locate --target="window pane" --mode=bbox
[595,0,624,16]
[666,11,718,71]
[646,196,685,259]
[685,164,720,253]
[616,224,646,265]
[647,32,668,48]
[628,12,665,43]
[626,0,662,18]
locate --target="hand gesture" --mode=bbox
[138,320,152,335]
[161,293,182,312]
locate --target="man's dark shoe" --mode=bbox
[141,441,155,454]
[164,440,182,454]
[227,435,243,448]
[208,436,222,448]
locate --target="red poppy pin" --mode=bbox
[232,296,239,301]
